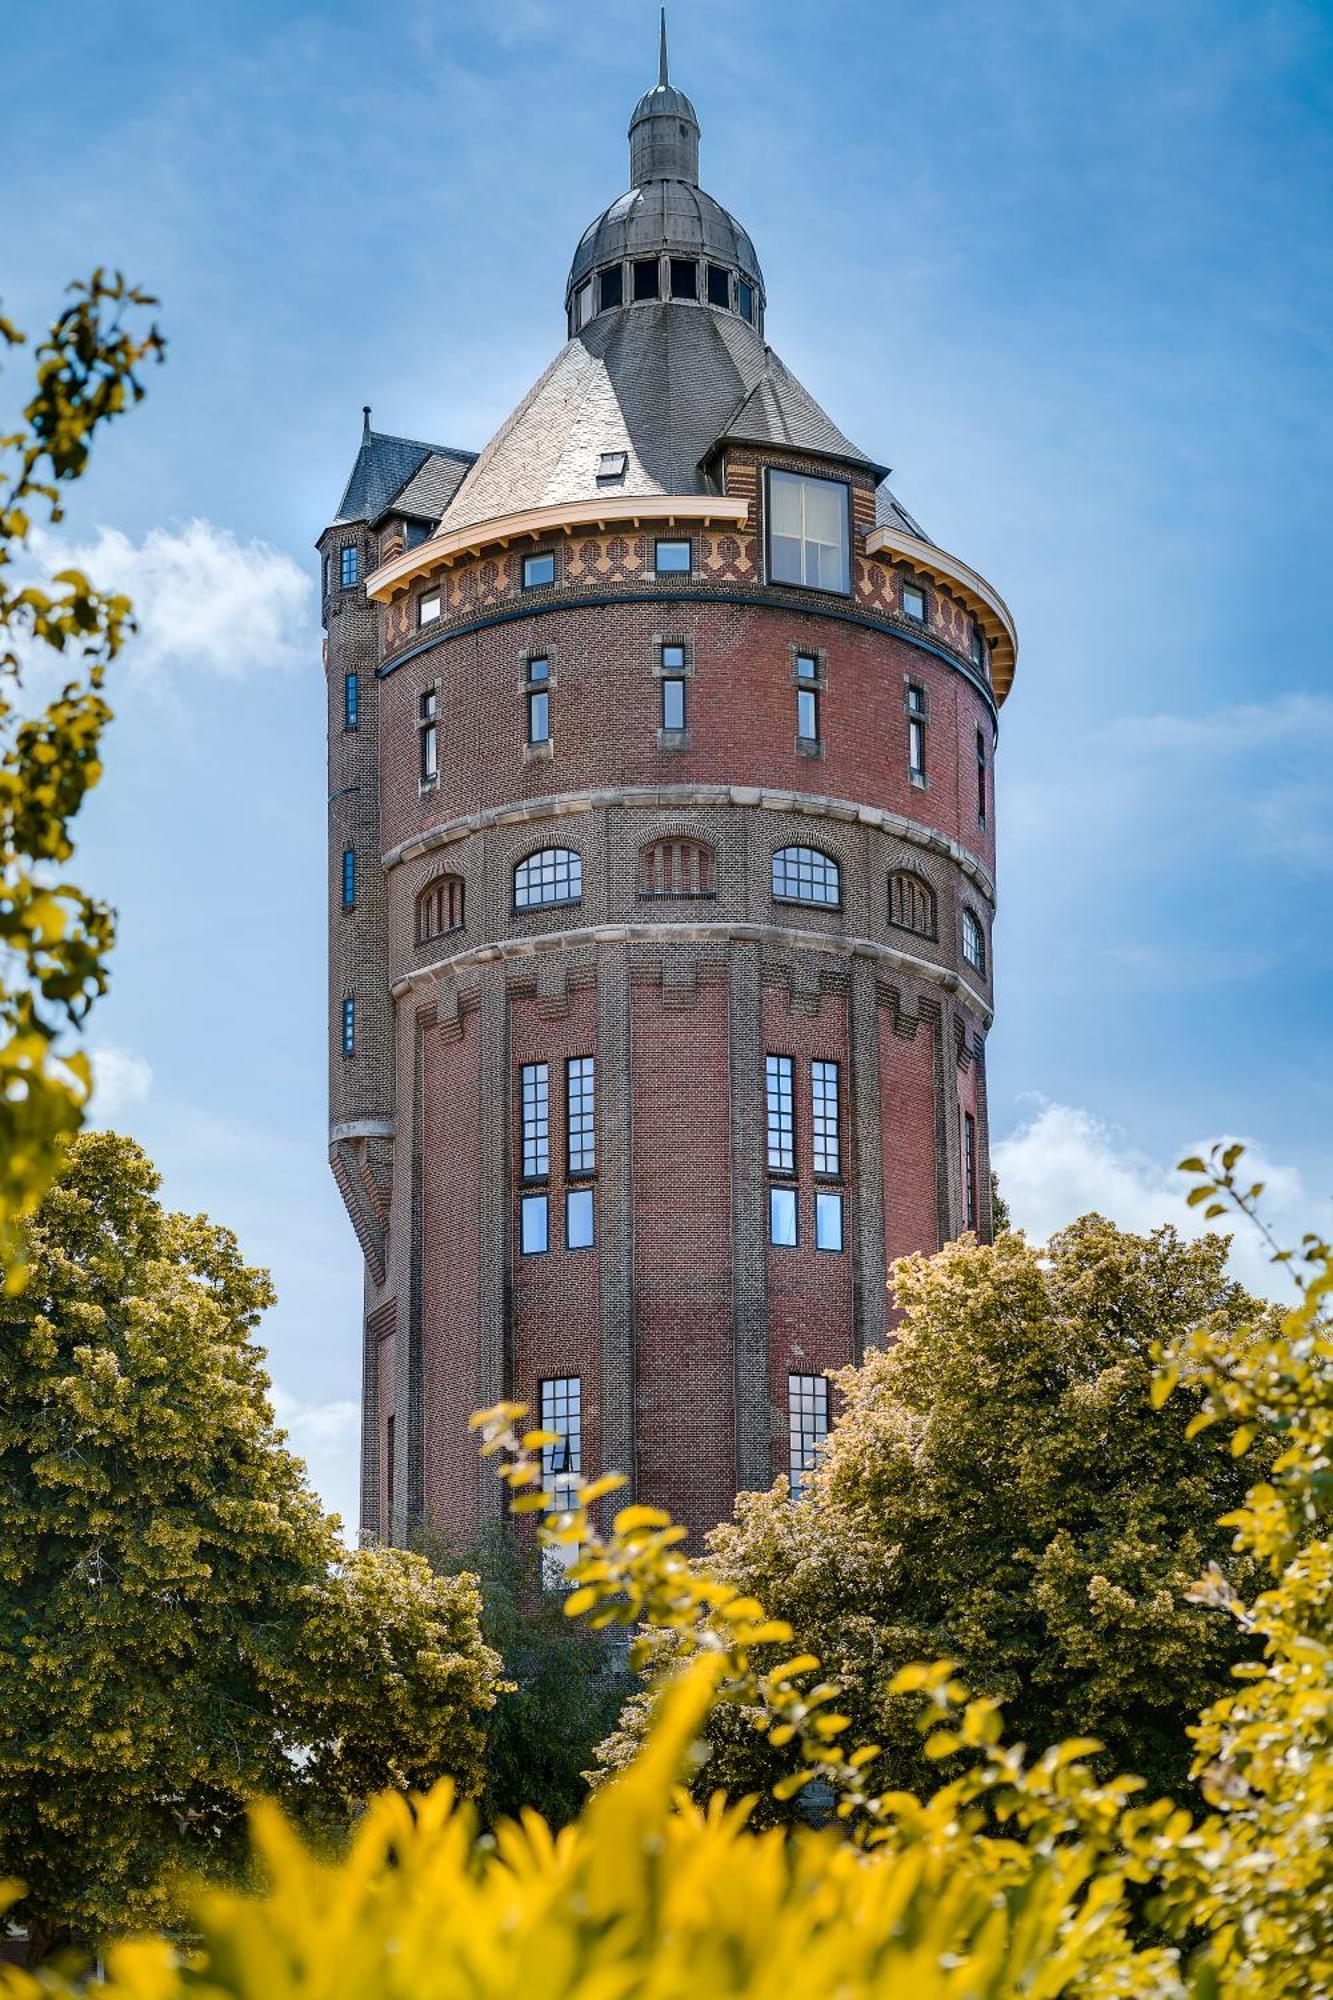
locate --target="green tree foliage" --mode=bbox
[0,1132,499,1957]
[599,1218,1275,1810]
[0,275,163,1285]
[422,1523,626,1828]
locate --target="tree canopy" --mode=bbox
[0,1131,499,1955]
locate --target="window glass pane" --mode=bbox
[768,470,848,593]
[797,686,818,741]
[769,1185,798,1248]
[655,539,691,574]
[707,263,730,307]
[633,257,659,301]
[772,846,840,907]
[520,1193,549,1255]
[902,584,926,622]
[340,546,359,587]
[521,1063,549,1177]
[962,911,985,973]
[566,1186,595,1250]
[661,677,686,731]
[598,264,623,311]
[523,551,556,588]
[795,653,817,680]
[342,849,356,908]
[344,673,359,728]
[669,257,698,300]
[528,688,550,743]
[342,996,355,1056]
[788,1374,829,1498]
[514,848,583,908]
[661,642,686,669]
[576,281,593,328]
[909,716,925,780]
[527,657,550,683]
[567,1056,595,1174]
[419,591,441,625]
[540,1377,582,1484]
[737,280,755,322]
[766,1054,794,1173]
[812,1061,840,1176]
[816,1191,844,1252]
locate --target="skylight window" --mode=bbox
[597,451,628,484]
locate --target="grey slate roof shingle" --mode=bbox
[333,429,476,527]
[874,482,933,544]
[438,305,891,533]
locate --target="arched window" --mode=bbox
[772,845,841,909]
[888,870,936,940]
[639,837,716,899]
[416,874,464,944]
[962,908,986,975]
[514,847,582,911]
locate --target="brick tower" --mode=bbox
[320,23,1017,1550]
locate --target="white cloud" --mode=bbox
[87,1043,153,1125]
[270,1387,361,1539]
[993,1098,1321,1302]
[23,519,314,689]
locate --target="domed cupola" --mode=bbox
[565,11,766,336]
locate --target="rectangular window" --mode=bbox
[419,688,439,782]
[575,280,593,328]
[707,263,730,308]
[816,1190,844,1252]
[901,582,926,623]
[521,1062,550,1178]
[906,682,927,783]
[527,687,550,745]
[597,450,628,483]
[599,265,624,312]
[419,591,441,626]
[788,1374,829,1499]
[344,672,359,730]
[523,551,556,589]
[766,1054,795,1174]
[342,847,356,909]
[633,257,660,301]
[768,468,850,594]
[795,653,818,680]
[970,621,988,676]
[769,1184,798,1248]
[385,1412,395,1519]
[669,257,698,300]
[567,1056,595,1175]
[812,1060,840,1176]
[661,675,687,731]
[661,642,686,670]
[539,1375,582,1585]
[340,545,359,588]
[976,726,987,826]
[520,1192,549,1255]
[341,996,355,1057]
[737,279,755,323]
[655,538,691,575]
[566,1186,595,1250]
[964,1111,978,1230]
[796,684,819,743]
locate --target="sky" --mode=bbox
[5,0,1332,1529]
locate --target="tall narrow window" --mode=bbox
[341,848,356,910]
[788,1374,829,1499]
[970,620,988,678]
[660,673,687,732]
[766,1055,795,1174]
[976,726,988,827]
[520,1193,549,1255]
[769,1185,798,1248]
[633,256,660,301]
[962,909,986,975]
[419,688,439,783]
[344,672,359,730]
[340,544,359,588]
[906,682,927,784]
[811,1061,840,1177]
[767,469,850,594]
[796,684,819,743]
[527,655,550,746]
[321,553,329,598]
[707,263,730,307]
[385,1412,395,1522]
[567,1057,595,1175]
[520,1062,550,1178]
[566,1187,595,1251]
[815,1191,844,1252]
[737,278,755,323]
[963,1110,978,1230]
[341,996,355,1057]
[540,1376,583,1527]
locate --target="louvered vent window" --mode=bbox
[888,871,937,940]
[416,874,464,944]
[639,838,715,899]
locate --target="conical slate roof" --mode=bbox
[333,425,474,527]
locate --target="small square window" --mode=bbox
[737,279,755,323]
[661,677,687,732]
[816,1191,844,1252]
[655,539,691,575]
[527,657,550,684]
[901,583,926,623]
[669,257,698,301]
[520,1193,549,1255]
[633,257,660,301]
[596,450,628,483]
[707,263,730,308]
[566,1186,595,1250]
[661,643,686,670]
[598,265,624,312]
[795,653,818,680]
[419,591,441,626]
[769,1185,798,1248]
[523,551,556,589]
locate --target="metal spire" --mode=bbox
[362,404,372,439]
[659,6,668,86]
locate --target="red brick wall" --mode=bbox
[422,1008,483,1544]
[882,1013,940,1317]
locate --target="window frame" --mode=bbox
[339,544,359,589]
[418,589,442,627]
[975,725,988,828]
[520,1191,549,1256]
[811,1059,841,1179]
[905,680,928,786]
[771,845,842,910]
[522,550,556,590]
[520,1061,550,1181]
[660,673,687,733]
[341,847,356,910]
[527,685,550,746]
[769,1184,798,1248]
[765,1053,795,1176]
[963,1109,978,1231]
[962,908,987,976]
[566,1056,596,1178]
[765,468,852,598]
[513,846,583,912]
[788,1373,830,1499]
[343,671,359,732]
[565,1186,595,1251]
[341,995,355,1059]
[418,687,439,785]
[900,579,927,624]
[654,538,692,577]
[815,1190,844,1253]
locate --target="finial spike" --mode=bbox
[659,6,668,86]
[362,404,372,439]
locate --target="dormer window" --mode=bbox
[633,258,660,302]
[707,264,730,308]
[670,258,697,301]
[598,265,624,311]
[767,470,850,595]
[597,451,628,484]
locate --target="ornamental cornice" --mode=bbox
[863,523,1017,701]
[381,782,997,905]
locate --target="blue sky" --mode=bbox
[7,0,1332,1527]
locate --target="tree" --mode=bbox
[599,1217,1276,1813]
[0,274,163,1285]
[422,1523,627,1829]
[0,1132,499,1957]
